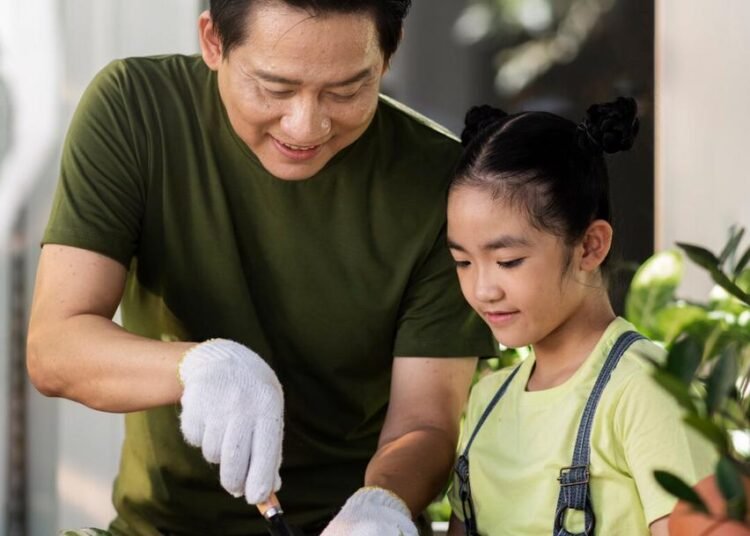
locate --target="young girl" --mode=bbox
[445,98,715,535]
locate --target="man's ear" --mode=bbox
[382,29,406,74]
[579,219,613,272]
[198,10,222,71]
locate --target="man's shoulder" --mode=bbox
[376,95,461,156]
[92,54,208,98]
[106,53,205,73]
[377,94,460,143]
[368,95,462,186]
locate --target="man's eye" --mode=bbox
[265,88,294,98]
[498,258,524,269]
[329,90,359,102]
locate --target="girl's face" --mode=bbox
[447,186,588,349]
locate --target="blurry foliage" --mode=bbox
[626,226,750,522]
[456,0,617,96]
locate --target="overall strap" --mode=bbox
[454,364,523,536]
[553,330,645,536]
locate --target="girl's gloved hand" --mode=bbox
[179,339,284,504]
[320,487,419,536]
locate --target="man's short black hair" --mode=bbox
[209,0,412,61]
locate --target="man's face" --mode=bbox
[203,3,386,181]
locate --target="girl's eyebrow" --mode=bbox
[447,235,530,252]
[481,235,530,250]
[447,239,465,251]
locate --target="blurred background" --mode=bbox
[0,0,748,533]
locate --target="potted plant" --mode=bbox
[625,226,750,534]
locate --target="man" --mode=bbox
[27,1,496,534]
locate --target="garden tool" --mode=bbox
[258,492,295,536]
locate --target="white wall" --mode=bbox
[656,0,750,297]
[0,1,200,533]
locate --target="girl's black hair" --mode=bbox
[452,97,640,272]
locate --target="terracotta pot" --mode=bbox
[669,474,750,535]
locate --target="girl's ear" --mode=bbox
[198,10,223,71]
[579,219,613,272]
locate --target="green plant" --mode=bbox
[625,226,750,522]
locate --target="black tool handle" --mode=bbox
[266,512,295,536]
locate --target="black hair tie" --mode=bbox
[461,105,509,147]
[577,96,640,156]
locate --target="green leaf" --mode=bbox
[654,470,708,513]
[719,227,745,268]
[710,280,750,316]
[678,243,720,272]
[666,334,703,384]
[706,348,739,415]
[655,305,709,344]
[711,269,750,306]
[625,250,683,338]
[653,370,698,413]
[736,246,750,276]
[684,414,729,452]
[716,457,747,521]
[427,495,452,522]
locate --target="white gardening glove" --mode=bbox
[320,487,419,536]
[179,338,284,504]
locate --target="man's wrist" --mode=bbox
[352,486,413,518]
[177,340,212,387]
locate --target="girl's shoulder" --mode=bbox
[616,335,665,371]
[593,318,667,389]
[605,333,686,434]
[608,332,667,390]
[467,361,527,413]
[474,366,517,392]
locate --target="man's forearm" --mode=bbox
[364,425,457,516]
[27,313,193,412]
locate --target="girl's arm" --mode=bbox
[650,516,669,535]
[447,514,467,536]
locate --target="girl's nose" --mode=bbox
[474,271,503,303]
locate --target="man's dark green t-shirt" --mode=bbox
[44,55,496,535]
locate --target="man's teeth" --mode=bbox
[283,142,317,150]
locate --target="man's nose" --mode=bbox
[280,97,331,143]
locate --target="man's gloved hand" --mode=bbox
[179,339,284,504]
[320,487,419,536]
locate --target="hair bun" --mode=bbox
[577,96,640,156]
[461,105,509,147]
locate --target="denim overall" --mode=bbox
[454,331,644,536]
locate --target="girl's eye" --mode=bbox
[498,258,524,269]
[454,260,471,269]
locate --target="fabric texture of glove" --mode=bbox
[179,338,284,504]
[320,486,418,536]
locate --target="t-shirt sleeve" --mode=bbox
[392,223,497,358]
[43,59,146,267]
[615,368,718,524]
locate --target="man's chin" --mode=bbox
[266,163,326,181]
